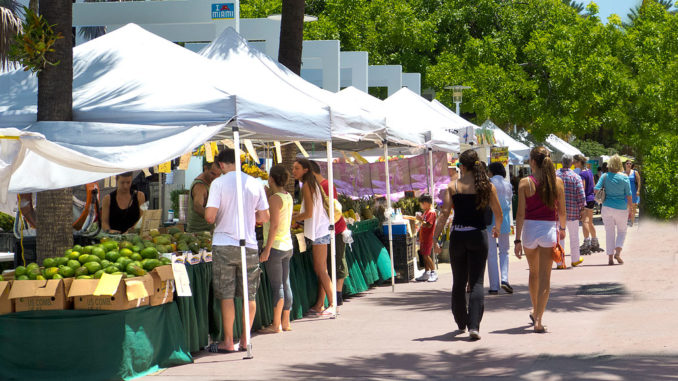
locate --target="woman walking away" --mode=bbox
[514,147,566,333]
[624,160,641,227]
[574,154,602,255]
[486,162,514,294]
[433,150,502,341]
[292,158,334,316]
[260,165,294,333]
[596,155,633,265]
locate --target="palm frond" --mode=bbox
[0,6,22,71]
[0,0,21,14]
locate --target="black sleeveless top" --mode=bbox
[450,182,489,230]
[109,190,140,232]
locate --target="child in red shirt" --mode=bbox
[416,194,438,282]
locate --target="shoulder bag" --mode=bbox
[594,174,607,204]
[319,185,342,224]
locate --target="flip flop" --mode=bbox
[529,313,535,325]
[282,327,293,332]
[208,343,237,354]
[259,326,282,334]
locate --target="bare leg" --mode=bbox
[524,248,539,318]
[220,299,235,351]
[311,244,334,310]
[239,300,256,348]
[423,255,435,271]
[586,208,597,238]
[270,299,283,331]
[282,310,291,331]
[533,247,553,331]
[581,212,590,238]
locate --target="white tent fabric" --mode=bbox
[1,122,225,198]
[545,134,583,157]
[336,86,422,148]
[429,99,479,145]
[199,28,382,144]
[383,88,460,153]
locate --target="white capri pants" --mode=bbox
[559,219,581,264]
[601,206,628,255]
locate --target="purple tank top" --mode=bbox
[525,176,557,221]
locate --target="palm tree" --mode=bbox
[0,0,22,71]
[627,0,675,24]
[278,0,306,191]
[35,0,74,263]
[562,0,585,14]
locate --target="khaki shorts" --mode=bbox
[212,245,261,300]
[327,232,349,280]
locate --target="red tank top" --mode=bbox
[525,176,557,221]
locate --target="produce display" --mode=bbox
[11,228,211,281]
[0,211,14,232]
[240,153,268,180]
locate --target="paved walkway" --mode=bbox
[144,221,678,380]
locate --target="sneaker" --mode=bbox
[500,282,514,294]
[469,329,481,341]
[488,290,498,295]
[572,258,584,267]
[556,264,566,270]
[427,271,438,282]
[416,271,430,282]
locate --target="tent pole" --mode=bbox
[327,141,337,318]
[384,142,395,292]
[428,147,434,197]
[233,126,253,359]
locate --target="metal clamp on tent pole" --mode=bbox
[240,239,246,247]
[232,126,239,132]
[328,224,334,232]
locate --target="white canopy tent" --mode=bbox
[199,28,384,145]
[545,134,583,161]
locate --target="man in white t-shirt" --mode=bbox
[205,148,269,353]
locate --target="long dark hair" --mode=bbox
[530,146,557,208]
[459,150,491,210]
[295,158,320,202]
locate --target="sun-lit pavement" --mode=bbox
[143,221,678,380]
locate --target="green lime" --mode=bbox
[28,268,41,280]
[74,267,89,277]
[14,266,27,277]
[130,253,143,262]
[84,262,102,275]
[93,270,105,279]
[17,275,29,280]
[43,258,57,268]
[67,260,81,270]
[52,274,63,280]
[58,266,75,278]
[82,245,94,254]
[44,267,59,279]
[56,257,70,266]
[68,251,81,260]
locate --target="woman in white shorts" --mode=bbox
[514,147,566,333]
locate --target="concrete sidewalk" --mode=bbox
[144,222,678,380]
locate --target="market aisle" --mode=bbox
[142,221,678,380]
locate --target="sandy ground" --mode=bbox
[142,220,678,380]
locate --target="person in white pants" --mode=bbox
[594,155,633,265]
[486,162,514,294]
[556,155,586,268]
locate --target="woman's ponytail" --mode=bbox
[459,150,491,210]
[530,147,557,208]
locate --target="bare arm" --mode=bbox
[514,178,528,258]
[635,170,641,194]
[293,184,314,221]
[192,183,209,218]
[556,178,567,239]
[489,184,503,238]
[433,184,453,242]
[101,195,116,233]
[256,209,270,224]
[205,207,218,225]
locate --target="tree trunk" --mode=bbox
[278,0,306,193]
[35,0,74,263]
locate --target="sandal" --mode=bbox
[282,327,292,332]
[208,343,237,353]
[608,256,614,265]
[259,326,282,334]
[534,326,547,333]
[614,255,624,265]
[529,313,535,325]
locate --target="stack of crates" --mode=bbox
[377,230,415,282]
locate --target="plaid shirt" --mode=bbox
[557,168,586,220]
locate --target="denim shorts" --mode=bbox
[312,234,331,245]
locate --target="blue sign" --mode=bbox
[211,3,235,19]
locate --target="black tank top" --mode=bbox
[450,182,489,230]
[109,189,140,232]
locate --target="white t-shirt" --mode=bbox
[206,171,269,250]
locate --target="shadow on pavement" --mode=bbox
[280,349,678,380]
[367,283,628,314]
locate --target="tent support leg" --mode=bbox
[327,141,337,318]
[384,142,395,292]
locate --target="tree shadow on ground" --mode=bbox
[279,348,678,380]
[365,283,629,314]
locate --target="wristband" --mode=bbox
[514,239,521,244]
[559,226,566,231]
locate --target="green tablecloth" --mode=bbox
[177,229,390,344]
[0,303,192,381]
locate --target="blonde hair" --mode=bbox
[607,155,623,173]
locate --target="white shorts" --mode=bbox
[522,220,557,249]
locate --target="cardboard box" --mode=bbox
[150,265,175,306]
[0,281,14,315]
[185,250,201,265]
[9,278,73,312]
[69,274,154,311]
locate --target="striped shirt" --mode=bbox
[557,168,586,220]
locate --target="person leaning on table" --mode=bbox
[594,155,633,266]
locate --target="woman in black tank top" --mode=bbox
[432,150,502,341]
[102,172,146,233]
